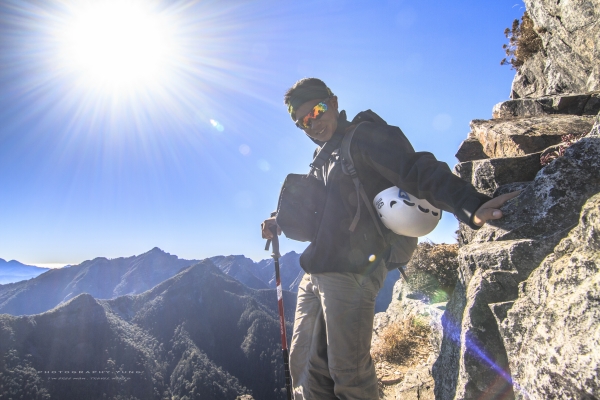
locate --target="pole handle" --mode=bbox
[267,225,281,258]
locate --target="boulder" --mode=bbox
[470,115,595,158]
[453,153,541,197]
[492,92,600,119]
[471,136,600,244]
[498,193,600,399]
[455,138,489,163]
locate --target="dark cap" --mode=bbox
[284,78,334,120]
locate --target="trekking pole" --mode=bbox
[265,226,292,400]
[398,265,409,282]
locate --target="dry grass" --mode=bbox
[372,316,431,365]
[501,11,544,70]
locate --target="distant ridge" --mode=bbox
[0,258,49,284]
[211,251,304,292]
[0,248,199,315]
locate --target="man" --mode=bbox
[261,78,518,399]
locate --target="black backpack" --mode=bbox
[276,110,417,271]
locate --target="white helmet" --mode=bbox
[373,187,442,237]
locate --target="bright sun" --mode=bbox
[58,1,177,92]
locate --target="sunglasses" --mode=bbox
[295,101,328,130]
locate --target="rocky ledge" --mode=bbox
[435,91,600,399]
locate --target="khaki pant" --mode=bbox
[289,262,388,400]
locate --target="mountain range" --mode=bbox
[0,248,399,316]
[0,259,297,399]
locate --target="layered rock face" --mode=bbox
[436,105,600,399]
[500,192,600,399]
[454,108,597,199]
[430,2,600,397]
[511,0,600,98]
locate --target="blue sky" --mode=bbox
[0,0,525,267]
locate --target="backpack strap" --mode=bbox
[307,130,345,177]
[340,122,384,238]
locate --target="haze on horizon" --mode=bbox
[0,0,525,267]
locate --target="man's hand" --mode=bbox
[261,217,281,239]
[472,191,521,227]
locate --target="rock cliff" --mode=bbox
[511,0,599,98]
[440,89,599,400]
[437,2,599,395]
[374,1,600,399]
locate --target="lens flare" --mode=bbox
[239,144,251,155]
[439,315,531,398]
[257,159,270,171]
[210,119,225,132]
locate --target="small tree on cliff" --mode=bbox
[501,11,544,70]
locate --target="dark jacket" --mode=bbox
[299,110,491,275]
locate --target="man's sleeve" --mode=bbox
[353,123,491,230]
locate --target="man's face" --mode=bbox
[294,96,339,142]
